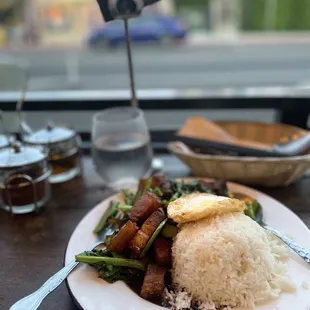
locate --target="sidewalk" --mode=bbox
[187,31,310,46]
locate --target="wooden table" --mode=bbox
[1,155,310,310]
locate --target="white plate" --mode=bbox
[65,181,310,310]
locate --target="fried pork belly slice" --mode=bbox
[153,236,171,266]
[140,264,166,301]
[107,220,138,254]
[129,208,166,257]
[129,192,163,223]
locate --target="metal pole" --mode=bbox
[124,18,137,107]
[65,50,80,87]
[23,0,38,44]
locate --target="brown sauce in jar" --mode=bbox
[49,150,79,176]
[1,164,49,207]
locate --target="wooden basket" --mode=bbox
[168,121,310,187]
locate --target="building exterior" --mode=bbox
[209,0,241,35]
[0,0,24,46]
[36,0,103,46]
[156,0,175,15]
[34,0,174,47]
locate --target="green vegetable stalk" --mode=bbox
[171,180,212,196]
[163,192,180,206]
[152,187,163,197]
[123,189,138,206]
[133,178,153,203]
[118,204,132,212]
[94,202,132,234]
[161,224,178,238]
[244,204,256,220]
[244,200,262,222]
[140,219,167,258]
[93,201,121,234]
[75,255,146,271]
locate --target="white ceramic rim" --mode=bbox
[65,180,310,310]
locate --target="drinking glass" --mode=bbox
[92,107,153,189]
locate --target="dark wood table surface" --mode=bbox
[1,155,310,310]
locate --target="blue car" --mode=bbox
[87,15,186,47]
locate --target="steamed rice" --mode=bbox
[170,212,294,309]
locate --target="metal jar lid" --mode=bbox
[23,124,76,145]
[0,142,47,169]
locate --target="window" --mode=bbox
[0,0,310,93]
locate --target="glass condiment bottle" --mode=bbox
[0,134,16,150]
[0,142,51,214]
[0,135,10,149]
[23,124,82,183]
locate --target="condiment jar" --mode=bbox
[0,135,9,149]
[0,135,15,149]
[0,143,51,214]
[23,124,82,183]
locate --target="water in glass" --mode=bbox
[92,107,153,189]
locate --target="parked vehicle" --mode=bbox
[87,15,186,48]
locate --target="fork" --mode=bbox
[233,192,310,265]
[263,225,310,264]
[256,208,310,264]
[9,239,105,310]
[10,208,118,310]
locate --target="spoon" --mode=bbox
[178,117,310,156]
[232,192,310,265]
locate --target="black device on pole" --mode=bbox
[95,0,160,106]
[96,0,161,21]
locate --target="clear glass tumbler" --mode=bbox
[92,107,153,189]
